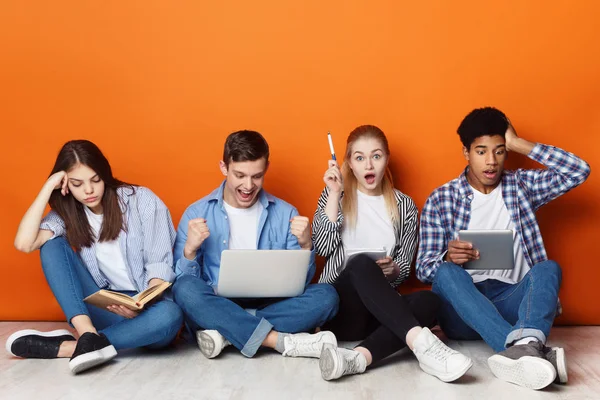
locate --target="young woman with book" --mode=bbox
[7,140,183,374]
[312,125,473,381]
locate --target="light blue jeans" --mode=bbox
[40,237,183,350]
[432,261,561,352]
[173,274,339,357]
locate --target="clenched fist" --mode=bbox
[290,216,312,250]
[184,218,210,260]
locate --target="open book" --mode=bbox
[84,281,172,311]
[344,248,387,266]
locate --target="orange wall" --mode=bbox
[1,2,598,324]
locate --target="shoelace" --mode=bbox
[284,336,324,356]
[424,338,457,363]
[343,352,364,375]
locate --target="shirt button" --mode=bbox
[223,240,226,244]
[225,216,228,219]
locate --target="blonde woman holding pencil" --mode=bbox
[313,125,472,381]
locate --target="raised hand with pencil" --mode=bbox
[324,131,343,195]
[323,131,343,223]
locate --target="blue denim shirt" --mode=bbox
[174,181,316,287]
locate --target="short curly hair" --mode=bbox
[457,107,509,149]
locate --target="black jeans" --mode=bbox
[322,254,440,364]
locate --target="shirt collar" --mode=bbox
[208,180,276,209]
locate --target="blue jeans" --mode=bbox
[432,261,562,352]
[172,274,339,357]
[40,237,183,350]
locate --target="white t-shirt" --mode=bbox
[467,183,529,284]
[84,206,136,291]
[341,190,396,260]
[223,200,263,250]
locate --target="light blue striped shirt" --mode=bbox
[40,186,177,291]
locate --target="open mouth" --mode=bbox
[237,188,255,201]
[483,170,497,180]
[364,173,376,185]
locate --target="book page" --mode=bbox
[135,282,171,304]
[84,290,139,310]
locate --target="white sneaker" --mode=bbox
[282,331,337,358]
[412,327,473,382]
[196,330,231,359]
[319,344,367,381]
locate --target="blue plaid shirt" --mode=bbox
[416,143,590,284]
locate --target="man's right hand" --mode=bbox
[183,218,210,260]
[445,240,479,265]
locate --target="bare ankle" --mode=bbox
[354,346,373,366]
[57,340,76,358]
[405,326,423,350]
[261,330,278,349]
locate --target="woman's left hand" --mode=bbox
[107,304,140,319]
[148,278,165,288]
[375,256,400,279]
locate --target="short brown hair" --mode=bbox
[222,130,270,167]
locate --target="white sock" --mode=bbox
[514,337,539,346]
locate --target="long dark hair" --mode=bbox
[48,140,133,250]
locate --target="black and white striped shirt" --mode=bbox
[312,187,419,287]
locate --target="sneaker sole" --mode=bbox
[196,331,218,359]
[552,347,568,384]
[69,345,117,374]
[6,329,75,357]
[319,345,342,381]
[419,357,474,383]
[488,354,556,390]
[312,331,338,358]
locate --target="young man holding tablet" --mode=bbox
[172,130,339,359]
[416,107,590,390]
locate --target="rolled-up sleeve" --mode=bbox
[139,189,177,283]
[40,210,66,239]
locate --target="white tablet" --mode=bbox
[344,248,387,267]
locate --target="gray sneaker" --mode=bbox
[488,341,556,390]
[319,345,367,381]
[543,346,568,384]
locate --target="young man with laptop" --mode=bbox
[416,107,590,390]
[172,130,339,359]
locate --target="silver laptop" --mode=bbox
[216,249,311,298]
[458,230,515,270]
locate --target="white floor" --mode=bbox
[1,322,599,400]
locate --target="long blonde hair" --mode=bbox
[341,125,400,230]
